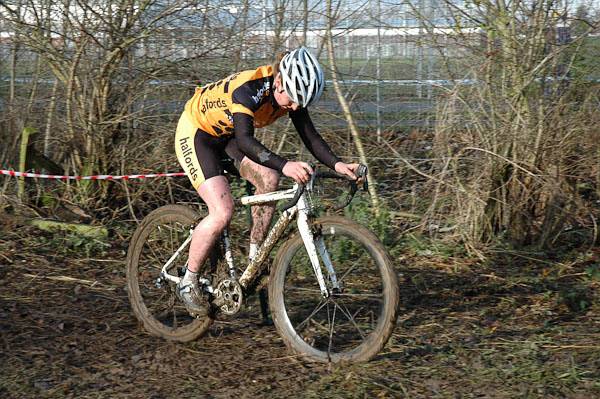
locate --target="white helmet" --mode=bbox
[279,47,325,108]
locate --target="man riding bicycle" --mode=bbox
[174,47,360,316]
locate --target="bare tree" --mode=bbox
[424,0,600,248]
[325,0,382,215]
[0,0,235,206]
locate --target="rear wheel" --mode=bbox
[269,216,399,363]
[126,205,213,341]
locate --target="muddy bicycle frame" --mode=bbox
[158,181,342,302]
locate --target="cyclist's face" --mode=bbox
[274,74,300,111]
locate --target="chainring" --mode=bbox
[212,279,243,315]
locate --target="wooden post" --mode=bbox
[18,127,37,203]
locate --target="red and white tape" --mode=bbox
[1,169,186,180]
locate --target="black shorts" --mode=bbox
[175,111,244,189]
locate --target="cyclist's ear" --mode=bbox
[274,74,285,94]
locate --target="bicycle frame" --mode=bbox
[159,184,340,299]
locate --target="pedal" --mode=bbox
[154,276,165,289]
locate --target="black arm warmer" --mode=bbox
[290,108,341,170]
[233,112,288,172]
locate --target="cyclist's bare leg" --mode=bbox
[238,156,279,247]
[186,176,234,272]
[238,157,278,324]
[177,176,233,314]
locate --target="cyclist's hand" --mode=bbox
[282,161,313,184]
[334,162,360,181]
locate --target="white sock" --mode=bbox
[182,267,198,285]
[249,243,259,261]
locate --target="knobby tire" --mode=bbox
[269,216,399,363]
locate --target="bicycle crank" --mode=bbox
[211,279,243,315]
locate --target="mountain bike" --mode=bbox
[126,166,399,363]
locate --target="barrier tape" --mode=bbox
[0,169,186,180]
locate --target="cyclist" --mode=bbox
[174,47,360,316]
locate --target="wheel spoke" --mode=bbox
[169,222,183,259]
[334,292,383,299]
[294,299,328,332]
[332,299,367,339]
[286,285,322,294]
[337,253,366,285]
[303,317,331,335]
[168,222,175,258]
[154,308,171,320]
[154,292,175,319]
[144,237,167,269]
[328,301,337,357]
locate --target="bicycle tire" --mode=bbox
[126,204,213,341]
[269,216,399,363]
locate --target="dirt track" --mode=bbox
[1,226,599,398]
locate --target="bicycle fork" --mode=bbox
[297,197,341,298]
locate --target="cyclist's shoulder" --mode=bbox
[230,66,273,92]
[195,66,269,94]
[231,65,274,110]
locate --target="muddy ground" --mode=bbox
[1,224,599,398]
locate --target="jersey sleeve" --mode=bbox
[289,108,340,170]
[233,113,288,172]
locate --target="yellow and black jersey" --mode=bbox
[176,65,341,189]
[184,65,288,137]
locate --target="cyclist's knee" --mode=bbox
[212,200,234,228]
[263,170,280,191]
[240,159,280,193]
[255,169,279,193]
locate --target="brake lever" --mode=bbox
[307,166,318,192]
[286,164,368,211]
[280,163,317,211]
[280,184,304,211]
[356,164,368,191]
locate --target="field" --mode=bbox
[1,218,599,398]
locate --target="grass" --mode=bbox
[296,247,600,398]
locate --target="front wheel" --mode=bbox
[269,216,399,363]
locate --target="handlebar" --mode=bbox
[280,184,305,211]
[280,164,368,211]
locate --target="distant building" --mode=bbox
[1,0,474,61]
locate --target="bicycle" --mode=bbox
[126,165,399,363]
